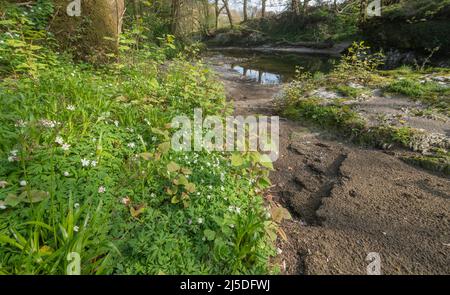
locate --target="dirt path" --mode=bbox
[207,58,450,275]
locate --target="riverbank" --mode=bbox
[207,42,352,57]
[205,50,450,274]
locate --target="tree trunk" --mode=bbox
[131,0,140,20]
[243,0,248,22]
[261,0,266,18]
[360,0,369,22]
[222,0,233,28]
[303,0,310,14]
[215,0,219,29]
[291,0,300,15]
[50,0,125,63]
[171,0,181,36]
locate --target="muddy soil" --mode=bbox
[207,58,450,275]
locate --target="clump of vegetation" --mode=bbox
[278,42,449,174]
[386,79,450,115]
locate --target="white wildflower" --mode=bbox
[98,186,106,194]
[197,218,203,224]
[235,207,241,214]
[8,156,17,162]
[0,204,6,210]
[0,181,8,188]
[73,226,79,232]
[114,120,119,127]
[90,160,97,167]
[40,119,57,128]
[74,203,80,209]
[61,143,71,151]
[207,195,211,200]
[81,158,90,167]
[14,120,26,128]
[121,197,131,205]
[10,150,18,157]
[63,171,70,177]
[66,105,76,111]
[127,142,136,148]
[19,180,27,187]
[55,136,64,145]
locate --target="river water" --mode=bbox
[207,50,338,85]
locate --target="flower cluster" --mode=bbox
[81,158,97,167]
[55,136,71,151]
[7,150,18,162]
[39,119,60,128]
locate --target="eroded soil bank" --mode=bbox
[206,55,450,275]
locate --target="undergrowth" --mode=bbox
[0,2,281,274]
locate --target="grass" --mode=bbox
[386,79,450,115]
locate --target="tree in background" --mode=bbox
[50,0,125,63]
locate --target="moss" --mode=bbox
[332,85,366,98]
[282,98,422,150]
[385,78,450,114]
[402,154,450,175]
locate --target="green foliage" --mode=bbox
[331,42,384,84]
[0,4,276,275]
[243,8,358,43]
[0,0,57,77]
[362,0,450,52]
[386,79,450,114]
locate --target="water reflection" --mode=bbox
[216,51,337,85]
[231,65,282,85]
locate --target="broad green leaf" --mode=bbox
[185,183,196,193]
[167,161,180,173]
[158,142,171,154]
[173,175,188,186]
[171,195,180,204]
[139,152,153,161]
[130,204,146,218]
[259,154,274,170]
[5,194,20,207]
[271,206,292,223]
[231,153,244,167]
[19,190,49,203]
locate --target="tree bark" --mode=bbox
[291,0,300,15]
[261,0,266,18]
[50,0,125,63]
[303,0,311,14]
[222,0,233,28]
[215,0,219,29]
[171,0,181,35]
[243,0,248,22]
